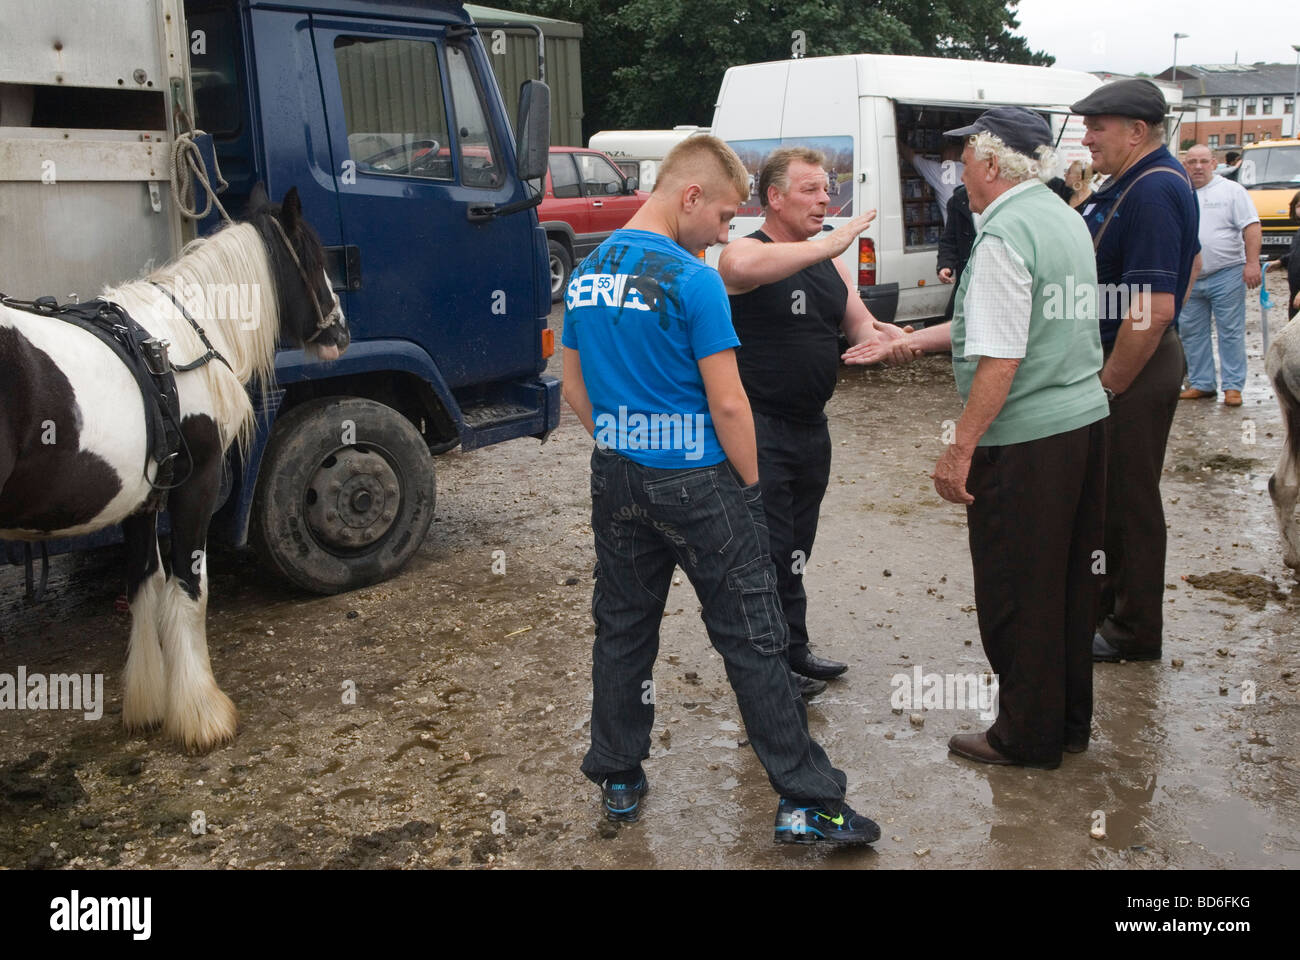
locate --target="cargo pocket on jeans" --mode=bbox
[726,555,786,655]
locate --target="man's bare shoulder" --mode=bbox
[718,236,767,294]
[720,235,766,256]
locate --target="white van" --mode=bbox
[708,55,1120,325]
[588,125,709,191]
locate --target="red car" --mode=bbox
[539,147,650,301]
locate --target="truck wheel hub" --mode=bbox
[305,448,401,549]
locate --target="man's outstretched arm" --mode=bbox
[719,211,877,294]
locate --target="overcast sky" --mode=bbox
[1014,0,1300,77]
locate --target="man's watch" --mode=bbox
[1103,386,1116,402]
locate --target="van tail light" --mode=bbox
[541,328,555,359]
[858,237,876,287]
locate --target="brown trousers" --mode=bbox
[966,419,1108,765]
[1097,327,1186,655]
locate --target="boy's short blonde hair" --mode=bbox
[655,135,751,203]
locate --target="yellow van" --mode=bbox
[1240,139,1300,256]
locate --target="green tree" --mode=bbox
[507,1,1053,138]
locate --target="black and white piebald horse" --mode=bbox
[1267,316,1300,575]
[0,185,349,752]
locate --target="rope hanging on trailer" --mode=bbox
[169,129,234,224]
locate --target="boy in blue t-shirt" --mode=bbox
[561,136,878,845]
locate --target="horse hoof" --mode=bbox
[164,689,239,754]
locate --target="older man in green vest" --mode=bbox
[851,107,1109,768]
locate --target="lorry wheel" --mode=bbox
[548,239,572,302]
[253,397,435,594]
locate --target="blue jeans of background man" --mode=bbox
[579,445,848,804]
[1179,264,1247,392]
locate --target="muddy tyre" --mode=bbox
[253,397,435,594]
[548,239,572,302]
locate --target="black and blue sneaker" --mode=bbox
[602,771,649,822]
[773,797,880,845]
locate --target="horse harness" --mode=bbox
[0,288,233,513]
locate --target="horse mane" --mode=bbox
[101,221,280,455]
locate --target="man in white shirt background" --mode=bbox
[1179,144,1262,407]
[900,139,965,224]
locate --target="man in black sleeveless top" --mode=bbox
[719,147,910,695]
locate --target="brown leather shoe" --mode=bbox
[948,732,1061,770]
[1179,387,1216,400]
[1223,390,1243,406]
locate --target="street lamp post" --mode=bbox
[1292,44,1299,139]
[1173,33,1189,146]
[1173,32,1189,84]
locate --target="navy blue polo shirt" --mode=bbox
[1079,146,1200,347]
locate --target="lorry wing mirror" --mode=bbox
[516,80,550,182]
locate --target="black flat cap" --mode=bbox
[1070,78,1166,124]
[944,106,1053,158]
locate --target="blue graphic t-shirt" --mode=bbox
[561,229,739,468]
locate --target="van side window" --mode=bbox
[445,43,501,188]
[333,36,453,181]
[550,154,581,198]
[576,152,623,196]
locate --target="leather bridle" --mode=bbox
[266,215,341,344]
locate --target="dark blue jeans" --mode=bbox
[579,445,848,804]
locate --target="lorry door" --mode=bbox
[309,17,537,388]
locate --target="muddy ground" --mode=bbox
[2,274,1297,870]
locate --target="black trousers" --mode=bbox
[966,419,1108,765]
[752,410,832,658]
[1097,327,1185,655]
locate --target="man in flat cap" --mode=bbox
[851,106,1110,768]
[1071,79,1201,664]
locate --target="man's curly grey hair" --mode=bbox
[968,131,1058,184]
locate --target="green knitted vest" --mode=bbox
[951,181,1109,447]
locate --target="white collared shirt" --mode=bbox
[963,181,1037,359]
[911,156,965,219]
